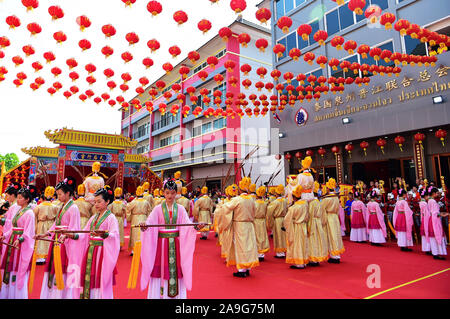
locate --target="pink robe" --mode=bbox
[0,207,35,290]
[393,199,414,241]
[40,201,81,298]
[350,200,368,228]
[75,212,120,299]
[419,201,429,237]
[425,199,444,244]
[339,207,346,232]
[366,201,387,237]
[140,203,197,297]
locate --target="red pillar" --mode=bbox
[56,145,67,183]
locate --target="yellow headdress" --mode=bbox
[201,186,208,194]
[181,187,187,195]
[326,178,336,190]
[153,188,159,197]
[92,161,101,173]
[159,189,164,196]
[292,185,303,199]
[269,186,276,195]
[256,186,266,197]
[238,177,252,192]
[174,171,181,179]
[114,187,123,197]
[313,181,320,194]
[136,186,144,197]
[275,184,285,196]
[299,156,316,174]
[229,184,238,197]
[249,183,256,193]
[287,175,298,186]
[77,184,85,196]
[44,186,55,199]
[142,182,150,191]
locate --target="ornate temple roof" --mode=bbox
[44,127,138,150]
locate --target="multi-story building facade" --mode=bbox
[268,0,450,188]
[121,17,282,191]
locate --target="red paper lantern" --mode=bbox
[289,48,301,61]
[27,23,42,36]
[331,146,340,156]
[273,44,286,58]
[224,60,236,72]
[331,36,345,50]
[6,15,21,29]
[207,56,219,69]
[271,70,282,81]
[313,30,328,46]
[173,10,188,25]
[358,44,371,59]
[107,81,116,90]
[147,39,160,53]
[179,66,190,79]
[380,13,396,30]
[230,0,247,14]
[394,135,405,152]
[376,138,387,154]
[316,55,328,68]
[69,72,79,82]
[435,129,447,147]
[214,74,224,85]
[63,91,72,99]
[22,45,35,57]
[306,150,314,157]
[51,67,62,77]
[218,27,232,42]
[303,52,315,65]
[22,0,39,11]
[101,46,114,58]
[121,52,133,63]
[168,45,181,58]
[241,64,252,75]
[94,97,102,104]
[297,24,312,41]
[394,19,410,36]
[255,8,271,24]
[147,1,162,16]
[122,0,136,7]
[53,31,67,44]
[198,19,212,34]
[414,132,425,149]
[277,16,292,34]
[360,141,369,156]
[198,70,209,81]
[348,0,367,15]
[238,33,251,47]
[85,63,96,74]
[275,154,282,161]
[285,153,292,162]
[344,40,357,54]
[102,24,116,38]
[318,147,326,158]
[125,32,139,46]
[257,67,267,79]
[86,75,96,85]
[101,93,110,101]
[76,15,91,31]
[78,39,91,51]
[48,5,64,20]
[121,73,132,83]
[142,57,154,69]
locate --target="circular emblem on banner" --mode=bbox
[295,107,308,126]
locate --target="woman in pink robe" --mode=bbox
[425,188,447,260]
[350,192,368,243]
[70,187,120,299]
[393,189,414,251]
[0,185,36,299]
[419,189,431,254]
[38,177,81,299]
[366,191,386,246]
[140,179,199,299]
[339,206,346,236]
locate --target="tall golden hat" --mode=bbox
[256,186,266,197]
[201,186,208,194]
[136,186,144,196]
[238,177,252,192]
[44,186,55,199]
[77,184,85,196]
[142,182,150,191]
[275,184,285,195]
[114,187,123,197]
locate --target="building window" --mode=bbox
[213,117,226,130]
[137,145,149,154]
[275,0,308,18]
[159,134,179,148]
[193,49,226,74]
[298,20,319,49]
[403,36,428,56]
[325,0,388,35]
[202,122,212,134]
[192,126,201,137]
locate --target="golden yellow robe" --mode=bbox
[126,197,151,250]
[321,196,345,256]
[193,195,213,232]
[111,200,126,247]
[177,196,191,217]
[254,199,270,254]
[33,201,58,259]
[219,194,259,269]
[307,199,329,262]
[284,200,309,265]
[74,197,93,229]
[214,198,231,258]
[267,197,287,253]
[143,192,154,211]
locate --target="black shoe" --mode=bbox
[200,237,207,240]
[246,270,250,276]
[290,265,305,269]
[36,261,45,265]
[400,247,407,251]
[371,243,382,246]
[215,233,218,238]
[426,252,432,255]
[274,255,285,259]
[307,262,319,267]
[405,248,413,252]
[328,258,340,264]
[433,255,445,260]
[258,257,265,262]
[233,271,247,278]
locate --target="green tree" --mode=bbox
[0,153,20,171]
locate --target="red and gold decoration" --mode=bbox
[359,141,369,156]
[394,135,405,152]
[435,129,447,147]
[376,138,387,154]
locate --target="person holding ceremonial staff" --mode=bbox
[38,177,81,299]
[0,185,36,299]
[139,179,201,299]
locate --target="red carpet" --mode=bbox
[29,225,450,299]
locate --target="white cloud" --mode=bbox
[0,0,263,161]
